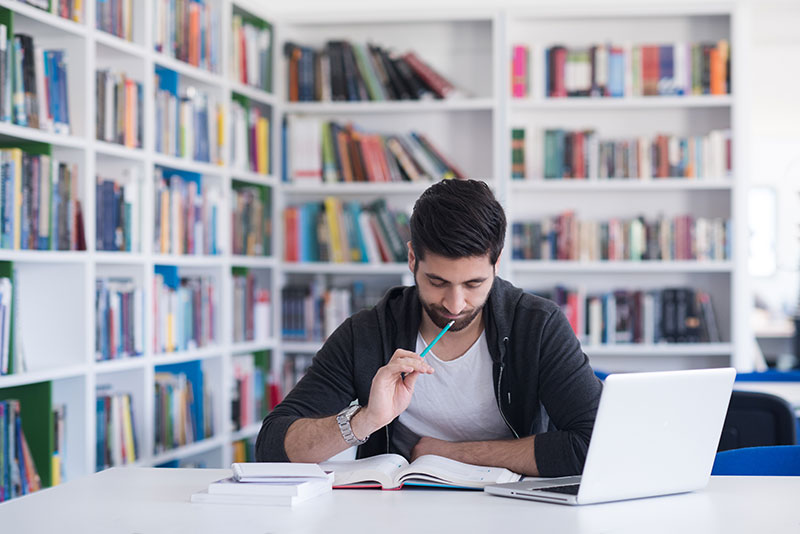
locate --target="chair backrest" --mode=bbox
[717,391,797,451]
[712,445,800,476]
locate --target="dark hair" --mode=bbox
[410,179,506,264]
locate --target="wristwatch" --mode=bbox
[337,404,369,446]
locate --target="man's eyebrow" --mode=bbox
[425,274,488,284]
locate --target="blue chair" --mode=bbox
[711,445,800,476]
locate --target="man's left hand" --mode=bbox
[410,436,451,461]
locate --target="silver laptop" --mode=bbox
[485,367,736,505]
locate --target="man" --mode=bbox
[256,179,602,477]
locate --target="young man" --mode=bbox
[256,179,602,477]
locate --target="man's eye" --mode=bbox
[430,281,446,288]
[467,283,482,289]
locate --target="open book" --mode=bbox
[319,454,521,490]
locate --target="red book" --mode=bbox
[239,26,248,84]
[552,47,568,97]
[402,52,457,99]
[284,207,299,262]
[642,46,660,96]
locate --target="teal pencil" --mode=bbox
[420,320,455,358]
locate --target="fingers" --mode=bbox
[385,357,434,376]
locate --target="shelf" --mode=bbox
[282,262,410,275]
[152,154,226,176]
[584,343,734,357]
[230,82,277,106]
[94,140,146,160]
[94,357,147,373]
[510,260,734,273]
[0,364,88,388]
[511,95,733,110]
[230,170,278,187]
[0,249,88,263]
[151,254,224,267]
[152,52,224,87]
[93,29,147,58]
[94,252,146,264]
[283,181,434,195]
[230,423,263,442]
[153,347,224,365]
[230,256,276,268]
[0,121,86,148]
[281,341,323,354]
[283,98,496,114]
[0,0,86,37]
[148,435,226,466]
[510,179,733,192]
[231,339,277,353]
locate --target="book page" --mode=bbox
[320,453,409,488]
[398,455,522,488]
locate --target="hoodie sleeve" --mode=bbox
[255,316,358,462]
[532,307,603,476]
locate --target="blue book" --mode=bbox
[96,397,106,469]
[658,45,674,95]
[12,39,26,126]
[155,360,206,441]
[346,202,368,263]
[608,50,624,98]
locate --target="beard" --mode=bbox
[419,296,484,332]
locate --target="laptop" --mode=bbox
[485,367,736,505]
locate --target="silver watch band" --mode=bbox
[337,404,369,446]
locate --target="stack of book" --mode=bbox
[0,399,42,501]
[230,96,269,175]
[95,70,143,148]
[283,198,409,264]
[231,182,270,256]
[285,40,461,102]
[95,0,133,41]
[95,171,141,252]
[541,40,730,98]
[512,213,731,262]
[95,277,144,361]
[152,266,216,354]
[95,388,138,470]
[154,360,213,453]
[153,0,220,73]
[191,463,333,506]
[286,117,465,184]
[531,285,721,346]
[0,29,71,133]
[232,269,270,343]
[231,11,272,91]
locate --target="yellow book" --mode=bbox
[256,116,269,175]
[122,394,137,463]
[51,455,61,486]
[323,197,345,263]
[216,104,225,165]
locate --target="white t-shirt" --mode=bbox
[393,330,513,456]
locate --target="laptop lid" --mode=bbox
[575,367,736,504]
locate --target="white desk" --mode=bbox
[1,468,799,534]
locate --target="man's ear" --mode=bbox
[494,250,503,276]
[407,241,415,273]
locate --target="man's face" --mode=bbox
[411,248,497,332]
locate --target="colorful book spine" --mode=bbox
[232,270,271,343]
[95,278,144,361]
[95,0,133,41]
[94,390,138,471]
[153,0,220,73]
[153,360,213,453]
[152,266,216,354]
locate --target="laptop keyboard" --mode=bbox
[536,484,580,495]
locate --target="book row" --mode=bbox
[95,70,143,148]
[18,0,82,22]
[231,182,270,257]
[154,67,224,164]
[283,198,410,264]
[231,10,272,92]
[229,97,270,176]
[232,270,271,344]
[153,166,223,256]
[95,171,140,252]
[0,399,41,501]
[154,360,214,453]
[153,0,221,73]
[534,285,721,346]
[511,128,733,180]
[230,352,269,431]
[153,266,216,354]
[286,117,465,184]
[512,214,731,262]
[95,390,138,471]
[95,277,144,361]
[0,148,86,251]
[284,40,460,102]
[512,41,730,99]
[95,0,132,41]
[0,26,71,134]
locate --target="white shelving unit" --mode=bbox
[0,1,752,485]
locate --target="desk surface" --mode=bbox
[1,468,799,534]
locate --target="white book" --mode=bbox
[190,486,327,507]
[34,46,50,131]
[319,453,521,490]
[232,462,330,483]
[207,474,333,498]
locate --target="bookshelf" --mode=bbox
[0,1,752,494]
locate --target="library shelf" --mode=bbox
[230,81,277,106]
[0,121,86,148]
[0,364,89,388]
[283,98,497,115]
[282,262,410,275]
[149,435,227,466]
[0,0,85,36]
[509,180,733,193]
[510,260,735,274]
[231,339,277,354]
[511,95,734,111]
[584,343,734,358]
[230,422,263,442]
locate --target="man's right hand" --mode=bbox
[357,349,434,434]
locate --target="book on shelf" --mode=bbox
[0,398,43,501]
[95,277,144,361]
[511,128,526,180]
[286,117,465,184]
[284,39,463,102]
[153,265,216,354]
[95,0,133,41]
[230,95,270,175]
[512,213,731,262]
[230,351,269,431]
[534,128,732,180]
[95,388,138,471]
[16,0,82,23]
[231,8,272,92]
[543,41,730,98]
[232,437,256,463]
[231,181,270,256]
[50,403,65,485]
[283,197,410,264]
[531,285,722,346]
[153,0,220,73]
[154,66,223,165]
[153,360,213,454]
[0,146,86,251]
[95,70,143,148]
[232,269,271,343]
[153,166,222,256]
[320,454,521,490]
[95,170,141,252]
[511,45,529,98]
